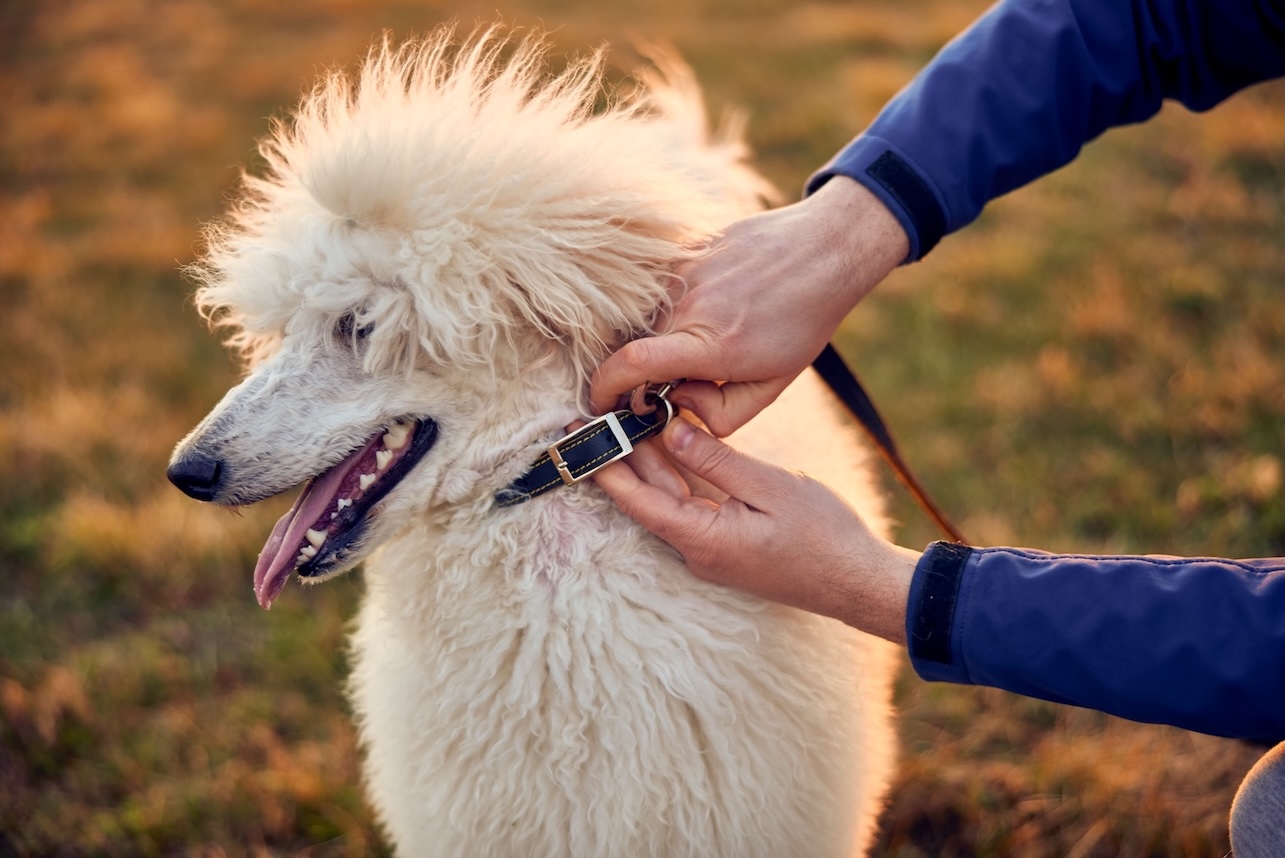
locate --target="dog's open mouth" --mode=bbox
[253,417,438,609]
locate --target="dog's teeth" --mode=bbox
[299,545,317,560]
[337,498,353,510]
[359,472,377,491]
[305,528,327,548]
[383,422,411,450]
[375,449,393,471]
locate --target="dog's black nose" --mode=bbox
[167,453,224,501]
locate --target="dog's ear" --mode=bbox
[494,212,704,384]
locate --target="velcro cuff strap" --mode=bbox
[909,540,974,665]
[865,150,947,257]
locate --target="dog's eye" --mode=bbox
[335,312,374,343]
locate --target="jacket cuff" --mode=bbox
[806,135,949,263]
[906,540,976,683]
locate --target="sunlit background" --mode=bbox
[1,0,1281,853]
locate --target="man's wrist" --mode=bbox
[803,176,910,311]
[807,137,947,263]
[831,536,919,645]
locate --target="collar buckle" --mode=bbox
[495,383,677,507]
[547,410,634,485]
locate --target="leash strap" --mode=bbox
[496,405,671,507]
[496,352,965,545]
[812,343,967,544]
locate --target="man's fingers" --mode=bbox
[592,458,718,546]
[670,376,794,437]
[621,437,690,499]
[660,417,784,506]
[592,420,782,573]
[588,332,714,415]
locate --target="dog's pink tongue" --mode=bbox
[252,463,351,610]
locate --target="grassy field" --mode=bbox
[1,0,1280,854]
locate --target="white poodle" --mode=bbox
[169,27,896,857]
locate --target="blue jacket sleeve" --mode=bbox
[906,542,1285,742]
[808,0,1285,260]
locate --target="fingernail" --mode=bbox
[666,417,695,452]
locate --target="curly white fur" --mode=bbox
[174,26,896,856]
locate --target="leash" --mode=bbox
[812,342,967,544]
[498,358,966,547]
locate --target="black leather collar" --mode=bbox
[495,404,670,508]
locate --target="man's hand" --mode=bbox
[592,417,921,644]
[588,177,908,436]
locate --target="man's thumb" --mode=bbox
[589,333,708,414]
[662,417,768,502]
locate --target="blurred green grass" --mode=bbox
[0,0,1279,854]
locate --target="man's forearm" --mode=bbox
[810,0,1285,260]
[906,543,1285,741]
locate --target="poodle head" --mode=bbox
[167,26,771,607]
